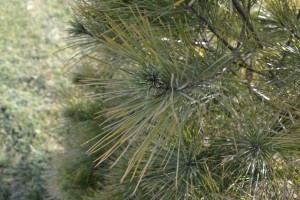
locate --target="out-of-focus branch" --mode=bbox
[184,4,236,51]
[281,9,300,62]
[232,0,263,49]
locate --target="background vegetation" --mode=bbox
[0,0,71,199]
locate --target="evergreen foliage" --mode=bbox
[49,0,300,199]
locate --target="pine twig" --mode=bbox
[232,0,263,49]
[281,9,300,62]
[236,23,246,49]
[184,4,236,51]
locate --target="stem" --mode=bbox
[232,0,263,49]
[184,4,236,51]
[281,9,300,62]
[236,23,246,49]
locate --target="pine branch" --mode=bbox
[231,0,263,49]
[276,19,300,41]
[199,32,216,52]
[270,9,300,84]
[289,9,300,40]
[68,19,94,37]
[192,42,215,53]
[273,6,300,42]
[236,23,246,49]
[183,2,265,80]
[281,9,300,62]
[184,4,236,51]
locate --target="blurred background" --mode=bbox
[0,0,72,199]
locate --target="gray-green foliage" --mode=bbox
[50,0,300,199]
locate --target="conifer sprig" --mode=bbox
[52,0,300,199]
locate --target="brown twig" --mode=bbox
[281,9,300,62]
[236,23,246,49]
[184,4,236,51]
[231,0,263,49]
